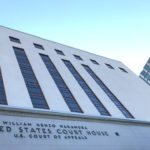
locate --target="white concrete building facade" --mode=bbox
[0,26,150,150]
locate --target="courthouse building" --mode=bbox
[0,26,150,150]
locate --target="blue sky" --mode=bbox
[0,0,150,74]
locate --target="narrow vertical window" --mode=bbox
[82,64,134,118]
[0,69,7,105]
[62,59,110,116]
[14,47,49,109]
[40,54,82,113]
